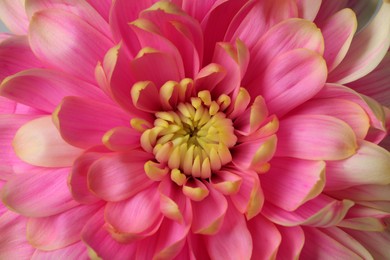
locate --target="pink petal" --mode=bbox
[345,227,390,258]
[347,51,390,107]
[327,184,390,202]
[296,0,321,20]
[263,194,354,227]
[320,8,357,72]
[205,202,252,259]
[131,81,162,113]
[85,0,111,21]
[325,140,390,190]
[225,0,298,49]
[81,209,137,259]
[102,126,141,152]
[0,36,43,82]
[0,96,16,114]
[301,227,373,259]
[314,0,348,24]
[275,225,304,259]
[31,242,89,260]
[0,0,28,34]
[29,9,113,84]
[173,0,217,22]
[2,168,79,217]
[0,211,34,259]
[276,114,358,160]
[261,157,325,211]
[25,0,111,38]
[104,184,163,242]
[293,98,370,140]
[244,19,325,93]
[0,68,108,113]
[328,2,390,84]
[13,116,83,167]
[191,183,227,235]
[27,204,101,250]
[257,48,327,117]
[87,151,154,202]
[247,214,281,259]
[54,96,130,148]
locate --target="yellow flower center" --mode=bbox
[140,91,237,179]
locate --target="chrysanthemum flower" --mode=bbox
[0,0,390,259]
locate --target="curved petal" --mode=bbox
[0,0,28,34]
[296,0,321,20]
[2,168,79,217]
[53,96,130,148]
[325,140,390,190]
[261,157,325,211]
[87,151,154,202]
[29,9,113,84]
[205,202,252,260]
[0,211,34,259]
[254,48,327,117]
[275,225,305,259]
[328,2,390,84]
[104,185,163,242]
[320,8,357,71]
[13,116,83,167]
[247,214,281,259]
[0,69,108,113]
[27,204,101,250]
[276,114,358,160]
[31,242,89,260]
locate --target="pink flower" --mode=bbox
[1,0,390,259]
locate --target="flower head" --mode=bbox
[1,0,390,259]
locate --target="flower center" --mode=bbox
[140,91,237,179]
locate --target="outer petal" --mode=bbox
[205,202,252,260]
[31,242,89,260]
[0,69,108,113]
[53,96,130,148]
[296,0,321,21]
[29,9,113,84]
[247,214,281,259]
[27,204,101,250]
[261,157,325,211]
[276,225,305,259]
[87,151,154,202]
[0,0,28,34]
[13,116,83,167]
[0,211,34,259]
[345,228,390,259]
[2,168,79,217]
[328,2,390,84]
[325,140,390,190]
[276,114,358,160]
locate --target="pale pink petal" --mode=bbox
[31,241,89,260]
[54,96,130,148]
[347,51,390,107]
[275,225,304,259]
[296,0,321,20]
[0,211,34,259]
[191,183,227,235]
[247,214,281,259]
[2,168,79,217]
[25,0,111,37]
[27,204,101,250]
[0,36,43,82]
[314,0,348,24]
[13,116,83,167]
[0,0,28,34]
[29,9,114,84]
[104,184,163,242]
[345,228,390,259]
[205,202,252,260]
[86,0,111,21]
[326,184,390,202]
[225,0,298,49]
[0,69,108,113]
[81,209,137,259]
[262,194,354,227]
[294,98,370,140]
[325,140,390,190]
[261,157,325,211]
[276,114,358,160]
[244,19,325,93]
[257,49,327,117]
[301,227,373,259]
[328,2,390,84]
[320,8,357,72]
[87,151,154,202]
[0,96,16,114]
